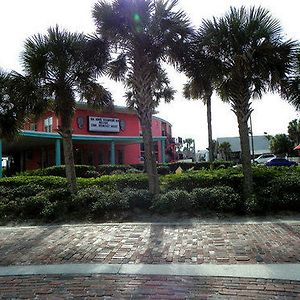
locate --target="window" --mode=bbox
[44,117,53,132]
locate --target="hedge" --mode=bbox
[152,186,241,213]
[17,161,236,178]
[20,165,97,178]
[0,166,299,223]
[161,169,243,193]
[0,174,149,191]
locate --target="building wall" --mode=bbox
[22,106,173,169]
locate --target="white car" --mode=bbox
[254,154,276,164]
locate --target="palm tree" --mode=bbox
[93,0,190,194]
[181,37,222,163]
[269,134,294,156]
[21,26,112,193]
[218,142,232,161]
[0,70,22,140]
[195,6,296,199]
[288,119,300,145]
[284,50,300,110]
[0,70,40,140]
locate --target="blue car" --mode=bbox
[265,157,298,167]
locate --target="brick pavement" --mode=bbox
[0,223,299,266]
[0,274,300,299]
[0,222,300,299]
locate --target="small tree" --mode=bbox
[218,142,232,161]
[288,119,300,145]
[269,134,294,156]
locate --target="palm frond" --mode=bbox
[80,81,113,111]
[106,54,128,81]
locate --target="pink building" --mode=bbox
[1,104,175,175]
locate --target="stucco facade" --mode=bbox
[1,105,175,175]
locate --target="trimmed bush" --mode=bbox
[126,168,143,174]
[0,176,67,189]
[7,184,45,199]
[191,186,241,212]
[81,174,149,191]
[166,161,235,173]
[0,174,148,191]
[18,194,48,219]
[157,165,171,175]
[97,165,134,175]
[21,165,96,178]
[152,190,192,213]
[85,170,101,178]
[73,187,105,210]
[161,169,243,192]
[123,189,153,209]
[92,191,129,217]
[251,174,300,213]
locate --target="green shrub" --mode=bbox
[123,188,153,209]
[191,186,241,212]
[0,174,148,193]
[166,161,235,173]
[252,174,300,213]
[92,191,129,217]
[41,188,71,202]
[73,187,104,210]
[152,190,192,213]
[21,165,96,178]
[126,168,142,174]
[78,174,149,191]
[84,170,101,178]
[161,169,243,193]
[157,165,171,175]
[18,194,48,219]
[0,176,67,189]
[97,164,133,175]
[111,169,126,175]
[8,184,45,199]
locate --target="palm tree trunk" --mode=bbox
[140,112,160,195]
[237,114,253,199]
[132,57,160,195]
[62,132,77,194]
[59,109,77,194]
[206,96,214,162]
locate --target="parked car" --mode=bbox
[254,154,276,164]
[265,157,298,167]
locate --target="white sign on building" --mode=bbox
[88,116,120,133]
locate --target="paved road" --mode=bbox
[0,221,299,299]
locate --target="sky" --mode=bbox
[0,0,299,150]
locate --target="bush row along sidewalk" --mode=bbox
[0,167,299,222]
